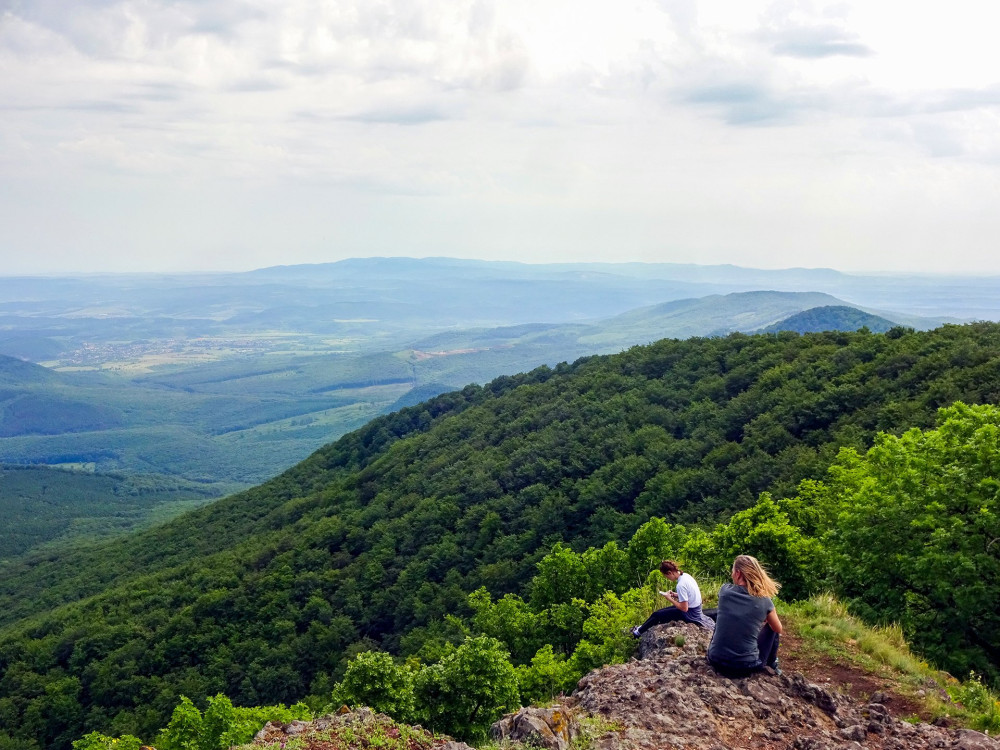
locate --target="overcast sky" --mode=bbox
[2,1,1000,275]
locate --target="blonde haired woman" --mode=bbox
[707,555,783,677]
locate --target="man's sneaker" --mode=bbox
[628,626,641,638]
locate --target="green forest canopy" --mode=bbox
[1,323,999,749]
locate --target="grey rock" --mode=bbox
[253,721,282,741]
[953,728,1000,749]
[565,620,996,750]
[863,701,892,723]
[838,724,867,741]
[491,706,579,750]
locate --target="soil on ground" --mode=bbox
[778,629,932,722]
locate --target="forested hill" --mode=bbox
[762,305,898,334]
[2,323,1000,748]
[0,353,58,384]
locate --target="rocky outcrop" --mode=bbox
[491,706,580,750]
[249,707,475,750]
[254,626,998,750]
[540,624,997,750]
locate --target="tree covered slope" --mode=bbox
[0,465,219,559]
[1,324,1000,748]
[761,305,899,334]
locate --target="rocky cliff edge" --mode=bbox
[247,623,998,750]
[559,623,998,750]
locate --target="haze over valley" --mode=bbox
[0,256,987,556]
[1,259,983,482]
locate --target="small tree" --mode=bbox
[156,694,310,750]
[157,697,203,750]
[333,651,416,722]
[515,645,576,704]
[625,517,687,586]
[707,493,825,600]
[468,588,543,664]
[414,636,519,742]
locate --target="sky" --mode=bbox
[2,0,1000,275]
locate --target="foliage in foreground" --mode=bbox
[73,694,310,750]
[330,402,1000,736]
[75,447,1000,748]
[814,401,1000,682]
[333,636,519,742]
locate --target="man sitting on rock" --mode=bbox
[630,560,716,637]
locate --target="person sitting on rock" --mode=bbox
[630,560,715,637]
[707,554,782,677]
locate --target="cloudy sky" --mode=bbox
[2,0,1000,275]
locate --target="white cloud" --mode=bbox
[1,0,1000,274]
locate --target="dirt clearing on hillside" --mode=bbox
[779,629,936,723]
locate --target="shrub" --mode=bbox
[156,695,311,750]
[332,651,416,722]
[516,645,576,704]
[73,734,144,750]
[413,636,519,742]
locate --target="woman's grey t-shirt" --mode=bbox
[707,583,773,667]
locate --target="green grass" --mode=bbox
[784,594,1000,731]
[786,594,927,674]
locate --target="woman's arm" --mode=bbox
[660,590,689,611]
[766,608,783,634]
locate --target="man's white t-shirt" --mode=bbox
[676,572,703,608]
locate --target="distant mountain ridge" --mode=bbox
[244,256,1000,319]
[761,305,899,334]
[0,353,58,385]
[0,289,942,485]
[590,290,848,341]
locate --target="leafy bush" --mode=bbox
[516,645,576,704]
[332,651,416,722]
[949,675,1000,734]
[412,636,519,742]
[698,493,826,600]
[332,636,519,743]
[72,734,143,750]
[156,695,311,750]
[469,588,543,663]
